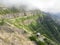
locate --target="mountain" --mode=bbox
[50,13,60,24]
[0,8,60,45]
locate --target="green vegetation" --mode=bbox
[0,8,19,15]
[0,19,4,25]
[5,14,60,45]
[0,8,60,45]
[29,36,46,45]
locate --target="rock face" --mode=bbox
[0,24,36,45]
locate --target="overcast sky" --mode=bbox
[0,0,60,13]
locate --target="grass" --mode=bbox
[0,19,5,25]
[29,35,46,45]
[3,14,59,45]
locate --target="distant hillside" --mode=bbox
[51,13,60,24]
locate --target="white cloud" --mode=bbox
[0,0,60,13]
[27,0,56,11]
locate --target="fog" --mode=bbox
[0,0,60,13]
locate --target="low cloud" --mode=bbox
[0,0,60,13]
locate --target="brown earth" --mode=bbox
[0,23,36,45]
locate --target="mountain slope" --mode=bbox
[0,9,60,45]
[0,23,36,45]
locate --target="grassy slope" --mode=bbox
[0,6,60,44]
[4,13,60,45]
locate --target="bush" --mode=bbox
[29,36,46,45]
[0,19,4,25]
[29,36,36,41]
